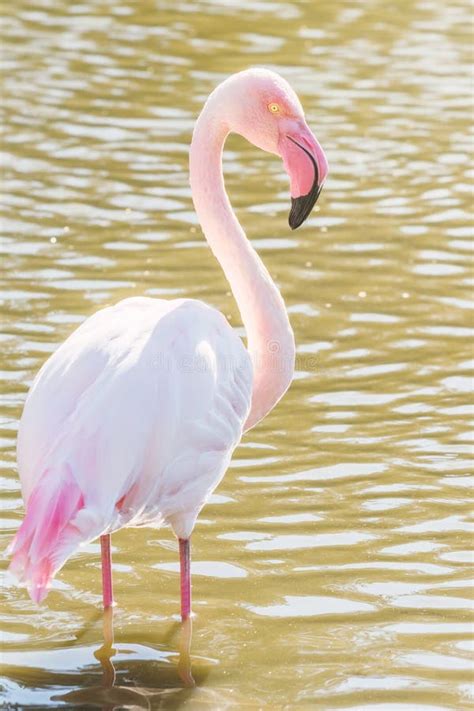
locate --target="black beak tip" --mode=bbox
[289,208,302,230]
[288,184,323,230]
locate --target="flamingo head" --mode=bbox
[219,68,329,229]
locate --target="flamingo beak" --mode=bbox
[278,125,328,229]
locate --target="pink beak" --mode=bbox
[278,123,328,229]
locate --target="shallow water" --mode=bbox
[1,0,473,708]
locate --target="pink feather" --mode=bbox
[9,465,84,603]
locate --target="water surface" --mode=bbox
[1,0,473,708]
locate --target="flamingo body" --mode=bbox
[12,297,252,601]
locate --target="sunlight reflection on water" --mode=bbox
[1,0,473,708]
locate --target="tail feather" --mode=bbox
[9,465,85,603]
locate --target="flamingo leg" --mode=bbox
[100,534,114,610]
[94,605,116,688]
[179,538,191,621]
[178,616,195,687]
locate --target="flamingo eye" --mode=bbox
[268,103,280,114]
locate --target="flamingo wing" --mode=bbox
[11,296,253,602]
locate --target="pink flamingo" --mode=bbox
[9,69,328,621]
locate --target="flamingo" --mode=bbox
[8,68,328,622]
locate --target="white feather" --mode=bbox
[17,296,253,542]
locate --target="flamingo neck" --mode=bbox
[189,99,295,431]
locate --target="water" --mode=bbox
[1,0,473,708]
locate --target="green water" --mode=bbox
[1,0,473,708]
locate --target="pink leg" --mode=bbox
[100,534,114,609]
[179,538,191,621]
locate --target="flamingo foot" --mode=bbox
[94,605,116,688]
[178,616,195,687]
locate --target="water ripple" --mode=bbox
[1,0,472,708]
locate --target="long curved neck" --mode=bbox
[189,98,295,431]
